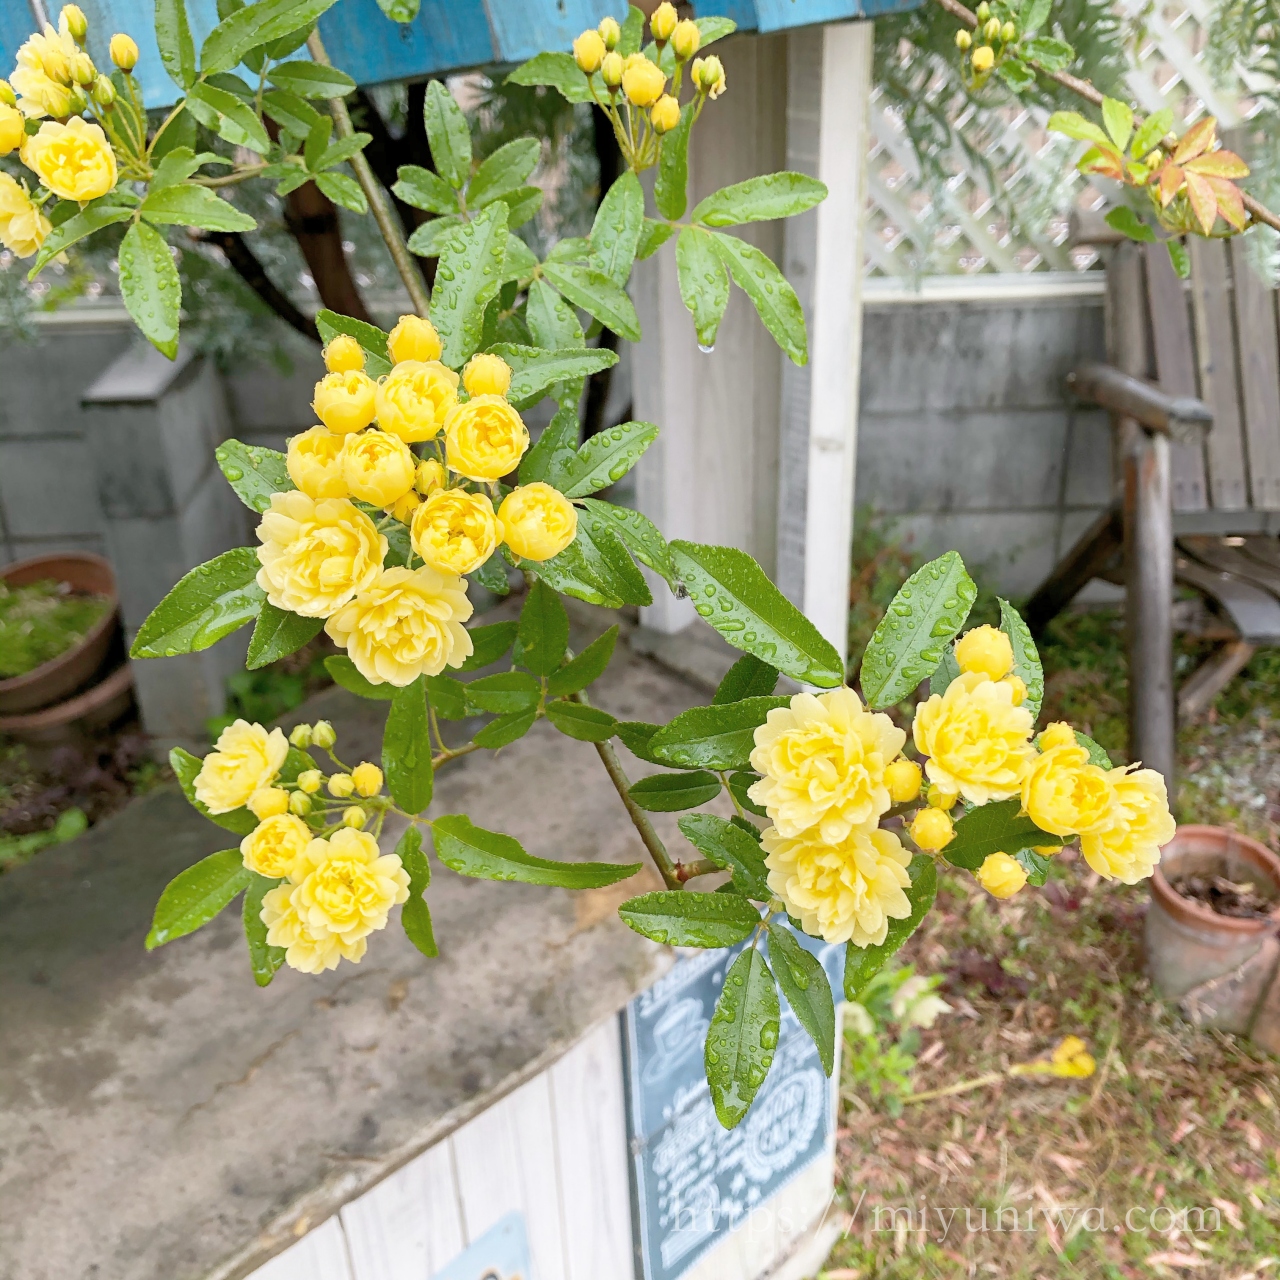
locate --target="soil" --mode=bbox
[1169,871,1278,919]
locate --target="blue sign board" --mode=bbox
[624,933,844,1280]
[432,1211,531,1280]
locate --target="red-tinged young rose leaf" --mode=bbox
[1159,163,1184,208]
[1208,177,1247,231]
[1079,145,1124,180]
[1184,171,1218,235]
[1173,116,1217,165]
[1184,149,1249,179]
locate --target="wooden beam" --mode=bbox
[1178,639,1256,721]
[1067,362,1211,441]
[1024,504,1123,636]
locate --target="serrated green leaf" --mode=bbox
[426,672,469,719]
[1023,35,1075,71]
[394,164,459,215]
[324,653,395,700]
[215,439,293,514]
[998,59,1038,92]
[261,87,323,138]
[517,580,569,676]
[407,215,467,258]
[156,0,197,89]
[767,924,835,1074]
[315,309,390,377]
[423,79,472,189]
[401,894,438,956]
[929,644,961,697]
[131,548,263,658]
[473,707,537,748]
[691,173,827,227]
[998,598,1043,722]
[119,223,181,360]
[525,278,584,351]
[268,60,356,98]
[859,551,977,709]
[637,218,677,260]
[30,200,134,276]
[628,770,722,812]
[578,499,678,589]
[486,343,617,406]
[186,82,270,153]
[676,227,729,349]
[618,890,760,946]
[433,814,639,886]
[147,850,251,949]
[316,133,372,172]
[170,746,259,835]
[670,542,843,687]
[590,171,644,285]
[1047,109,1111,148]
[383,676,433,814]
[1013,846,1054,886]
[304,116,332,170]
[619,4,646,54]
[502,186,543,230]
[505,51,593,104]
[844,854,936,998]
[706,946,779,1129]
[201,0,337,74]
[457,620,519,672]
[1167,239,1191,279]
[649,697,790,771]
[714,654,779,705]
[431,203,509,367]
[729,770,769,817]
[1104,206,1156,243]
[498,233,540,287]
[1019,0,1051,32]
[654,104,693,220]
[149,148,230,192]
[562,420,659,497]
[546,626,618,697]
[1071,730,1113,768]
[466,671,540,713]
[315,171,367,214]
[710,232,807,365]
[942,797,1063,871]
[396,825,430,893]
[246,603,322,669]
[142,183,257,233]
[545,701,617,742]
[1132,109,1174,158]
[542,261,641,342]
[244,872,286,984]
[679,814,770,899]
[615,720,667,766]
[575,518,651,605]
[469,137,542,208]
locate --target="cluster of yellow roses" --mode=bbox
[0,6,130,261]
[751,623,1175,946]
[260,314,579,687]
[194,717,411,973]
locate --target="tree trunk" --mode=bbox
[283,179,373,323]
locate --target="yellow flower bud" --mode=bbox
[387,313,442,364]
[444,395,530,482]
[0,80,15,108]
[0,104,24,159]
[884,758,923,804]
[91,73,115,106]
[342,429,417,507]
[287,425,348,500]
[313,370,377,434]
[975,851,1027,899]
[61,5,88,41]
[289,790,313,817]
[975,2,990,20]
[1001,20,1017,41]
[499,483,578,562]
[598,16,621,49]
[352,762,384,797]
[324,333,365,374]
[328,772,355,798]
[927,784,958,810]
[109,33,138,72]
[1049,1035,1096,1078]
[342,805,367,829]
[983,17,1001,39]
[954,624,1013,681]
[972,44,995,71]
[247,786,290,819]
[693,54,726,99]
[672,19,701,60]
[312,720,337,749]
[68,51,95,85]
[910,806,954,852]
[573,28,606,75]
[462,352,513,398]
[417,457,446,497]
[622,54,666,108]
[1004,674,1027,705]
[955,28,973,49]
[296,769,323,794]
[651,94,680,134]
[289,723,313,748]
[651,2,678,42]
[388,489,423,524]
[601,51,624,88]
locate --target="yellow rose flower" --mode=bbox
[247,786,289,819]
[21,118,117,203]
[573,28,606,74]
[763,823,912,947]
[975,851,1027,899]
[286,425,348,499]
[651,94,680,133]
[387,313,443,364]
[1021,721,1114,837]
[241,812,312,879]
[462,352,513,399]
[972,44,995,72]
[912,671,1035,806]
[622,53,666,107]
[194,719,288,814]
[11,25,77,118]
[375,359,460,443]
[0,104,24,158]
[444,394,530,481]
[0,175,51,259]
[1079,767,1175,884]
[351,762,383,797]
[953,624,1014,680]
[109,33,139,71]
[261,883,366,973]
[325,565,474,686]
[323,334,365,374]
[747,687,906,843]
[312,370,377,434]
[341,428,417,506]
[498,483,577,561]
[411,488,502,575]
[255,491,386,618]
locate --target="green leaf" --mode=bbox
[505,52,593,104]
[469,549,509,594]
[1132,108,1174,158]
[324,653,395,700]
[246,603,322,670]
[469,137,542,208]
[1167,239,1191,280]
[767,923,835,1074]
[146,850,251,949]
[141,183,257,233]
[1047,110,1111,148]
[315,310,391,377]
[679,814,770,899]
[376,0,420,20]
[710,232,808,366]
[315,133,373,172]
[396,825,430,893]
[277,745,319,787]
[243,872,286,985]
[170,746,259,835]
[149,148,230,192]
[728,770,768,817]
[215,439,292,514]
[628,770,722,812]
[432,814,639,886]
[517,580,569,676]
[997,59,1037,92]
[457,620,519,672]
[942,797,1063,871]
[525,278,584,351]
[201,0,337,74]
[466,671,540,714]
[1013,847,1054,887]
[590,171,644,285]
[502,186,543,230]
[401,894,438,956]
[618,890,760,946]
[186,82,270,153]
[1071,730,1113,768]
[563,420,659,497]
[656,15,737,73]
[929,644,961,697]
[706,947,779,1129]
[545,701,617,742]
[407,215,466,258]
[520,403,579,489]
[546,626,618,697]
[573,518,651,606]
[304,115,333,169]
[498,233,540,287]
[619,4,646,54]
[714,654,779,705]
[315,171,368,214]
[30,201,133,275]
[670,542,843,687]
[542,262,641,342]
[654,104,693,221]
[131,547,263,658]
[1104,206,1156,243]
[545,236,592,265]
[268,60,356,98]
[858,551,977,710]
[472,707,537,748]
[393,164,459,215]
[119,223,181,360]
[156,0,197,89]
[676,227,729,349]
[423,79,472,189]
[431,203,509,367]
[637,218,677,260]
[844,854,936,999]
[649,697,790,771]
[578,499,678,589]
[261,88,322,138]
[691,173,827,227]
[426,672,468,720]
[487,343,617,406]
[1019,0,1051,32]
[616,720,667,766]
[1023,35,1075,71]
[383,677,433,814]
[998,597,1044,722]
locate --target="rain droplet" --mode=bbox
[698,342,715,354]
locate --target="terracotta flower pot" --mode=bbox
[0,552,121,715]
[1146,825,1280,1002]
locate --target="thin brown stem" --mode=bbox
[306,30,432,317]
[589,733,683,889]
[903,1070,1006,1104]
